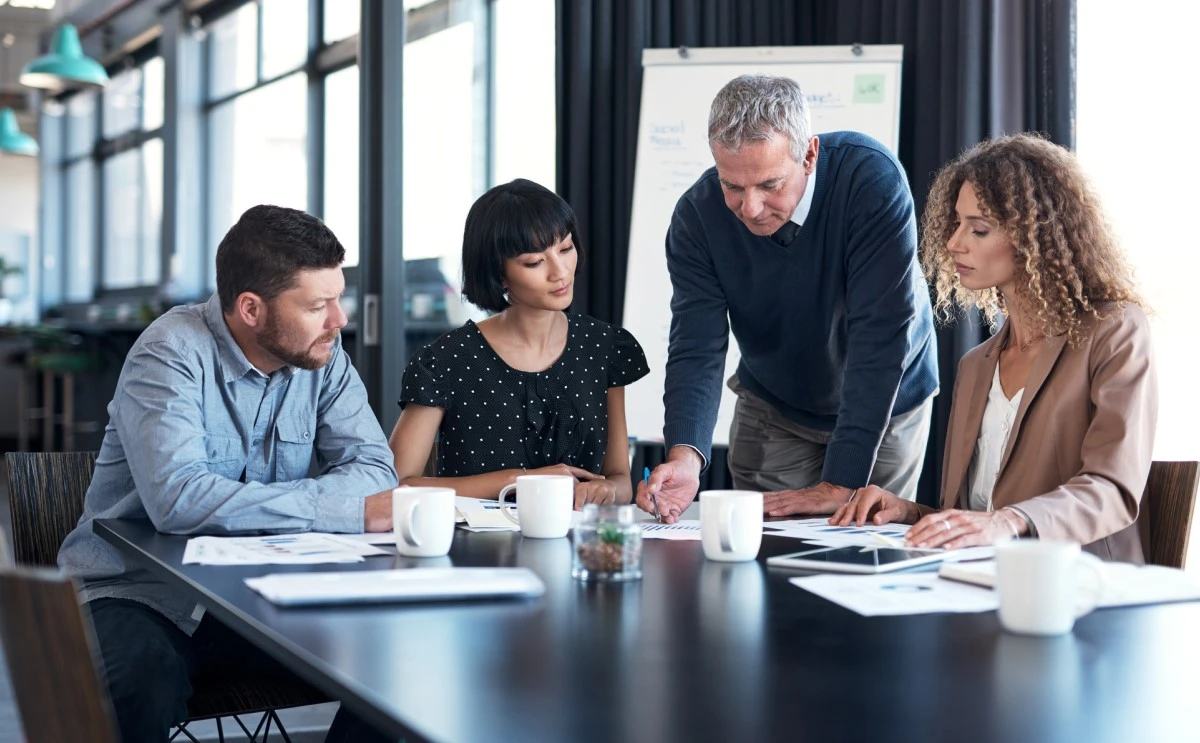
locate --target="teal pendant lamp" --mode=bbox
[0,109,38,156]
[20,23,109,91]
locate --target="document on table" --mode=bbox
[767,518,913,547]
[639,521,703,540]
[338,532,399,545]
[182,533,388,565]
[938,560,1200,608]
[633,520,901,544]
[454,497,588,532]
[455,496,519,530]
[339,497,527,541]
[790,572,999,616]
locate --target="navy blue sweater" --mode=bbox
[663,131,938,488]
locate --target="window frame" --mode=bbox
[38,0,529,328]
[198,0,491,294]
[54,43,165,307]
[199,0,363,292]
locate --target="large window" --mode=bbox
[399,0,556,331]
[99,58,165,292]
[203,0,351,285]
[53,53,164,302]
[207,74,309,248]
[492,0,556,188]
[1077,2,1200,565]
[64,158,95,303]
[323,0,360,44]
[403,13,481,307]
[202,0,556,317]
[40,0,556,325]
[323,65,360,266]
[102,139,163,289]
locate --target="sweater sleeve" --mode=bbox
[662,197,729,466]
[822,158,924,488]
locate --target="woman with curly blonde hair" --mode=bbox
[832,133,1157,561]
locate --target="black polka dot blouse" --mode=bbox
[400,314,650,476]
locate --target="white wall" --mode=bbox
[1077,2,1200,570]
[0,154,38,438]
[0,154,38,324]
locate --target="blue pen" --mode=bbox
[643,466,663,522]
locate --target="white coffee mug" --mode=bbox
[392,487,456,557]
[497,475,574,539]
[700,490,763,562]
[995,540,1108,636]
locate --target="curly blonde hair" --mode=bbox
[920,133,1141,342]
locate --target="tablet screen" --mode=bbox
[767,545,946,573]
[788,546,939,567]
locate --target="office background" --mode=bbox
[0,0,1196,540]
[2,1,1199,741]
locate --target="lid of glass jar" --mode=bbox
[581,503,637,524]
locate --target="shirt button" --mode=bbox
[303,431,310,439]
[253,439,262,446]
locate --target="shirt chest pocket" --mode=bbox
[205,435,246,481]
[275,419,316,480]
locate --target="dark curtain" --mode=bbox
[558,0,1076,504]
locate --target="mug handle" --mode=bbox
[1073,552,1108,618]
[719,501,737,553]
[497,484,520,526]
[399,499,422,548]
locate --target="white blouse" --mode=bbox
[967,364,1023,512]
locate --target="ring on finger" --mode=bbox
[942,520,951,532]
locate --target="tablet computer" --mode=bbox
[767,545,948,574]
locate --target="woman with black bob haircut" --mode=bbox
[388,178,650,507]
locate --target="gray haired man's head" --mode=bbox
[708,74,813,162]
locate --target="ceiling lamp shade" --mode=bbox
[20,24,110,91]
[0,108,39,157]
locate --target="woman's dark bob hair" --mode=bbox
[461,178,581,313]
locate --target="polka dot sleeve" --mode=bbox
[607,325,650,388]
[399,344,448,409]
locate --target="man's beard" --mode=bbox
[259,315,339,371]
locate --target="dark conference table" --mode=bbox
[96,519,1199,743]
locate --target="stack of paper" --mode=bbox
[182,533,388,565]
[244,567,546,606]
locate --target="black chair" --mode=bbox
[4,451,330,743]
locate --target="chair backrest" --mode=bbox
[1138,461,1199,568]
[4,451,99,566]
[0,567,119,743]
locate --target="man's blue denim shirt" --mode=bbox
[58,294,398,633]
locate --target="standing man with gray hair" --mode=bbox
[637,74,938,522]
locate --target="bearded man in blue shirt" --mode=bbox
[59,205,398,742]
[638,74,939,523]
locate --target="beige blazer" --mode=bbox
[940,303,1157,562]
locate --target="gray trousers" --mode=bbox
[726,375,934,501]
